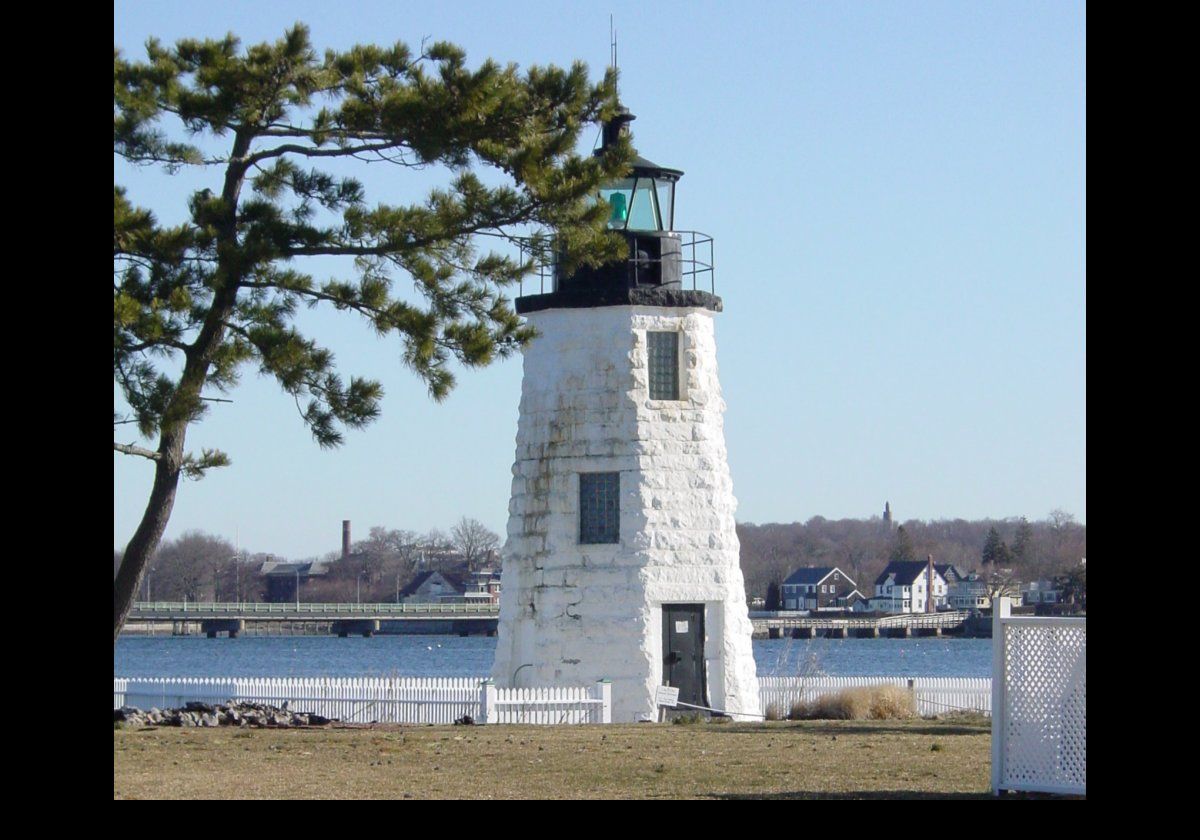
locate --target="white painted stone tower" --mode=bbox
[491,107,759,722]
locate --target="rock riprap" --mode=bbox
[114,700,332,728]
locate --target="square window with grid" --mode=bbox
[647,331,680,400]
[579,472,620,544]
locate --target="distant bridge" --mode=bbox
[124,602,976,640]
[749,610,974,638]
[125,601,500,638]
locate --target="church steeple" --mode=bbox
[883,501,893,528]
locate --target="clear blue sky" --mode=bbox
[114,0,1086,559]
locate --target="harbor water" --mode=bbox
[114,634,992,679]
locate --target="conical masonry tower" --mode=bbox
[491,107,759,722]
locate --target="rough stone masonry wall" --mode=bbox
[491,305,760,722]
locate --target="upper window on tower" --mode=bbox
[648,331,680,400]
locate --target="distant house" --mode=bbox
[872,560,947,614]
[781,566,858,612]
[944,570,1028,611]
[463,566,502,604]
[399,570,468,604]
[850,594,874,613]
[935,564,969,587]
[1021,579,1062,605]
[946,573,992,611]
[400,566,502,605]
[259,559,331,603]
[843,589,867,610]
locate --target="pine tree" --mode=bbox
[765,579,781,611]
[889,525,916,563]
[113,25,634,642]
[1011,517,1034,563]
[981,526,1012,567]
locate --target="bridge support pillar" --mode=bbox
[332,619,379,638]
[829,627,848,639]
[769,627,783,639]
[201,619,245,638]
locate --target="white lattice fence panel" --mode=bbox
[1000,620,1086,794]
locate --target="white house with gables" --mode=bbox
[871,559,947,614]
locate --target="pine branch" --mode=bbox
[246,139,405,165]
[114,441,162,461]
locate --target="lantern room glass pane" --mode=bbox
[600,179,635,229]
[656,179,675,231]
[626,177,662,231]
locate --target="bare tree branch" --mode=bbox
[115,441,162,461]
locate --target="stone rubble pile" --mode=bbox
[114,700,333,728]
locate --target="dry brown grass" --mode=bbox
[789,685,917,721]
[113,717,991,800]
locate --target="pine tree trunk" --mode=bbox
[114,136,250,647]
[113,427,186,644]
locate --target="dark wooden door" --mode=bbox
[662,604,707,709]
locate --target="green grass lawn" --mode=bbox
[114,716,997,799]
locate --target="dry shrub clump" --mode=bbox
[789,685,916,720]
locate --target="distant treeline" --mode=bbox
[114,519,501,604]
[737,510,1085,603]
[117,510,1086,606]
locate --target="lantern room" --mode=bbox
[513,106,718,307]
[598,108,682,235]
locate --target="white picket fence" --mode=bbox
[991,598,1085,795]
[483,682,611,725]
[114,676,611,725]
[758,675,992,718]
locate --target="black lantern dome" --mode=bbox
[515,106,717,314]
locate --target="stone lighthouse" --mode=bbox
[491,106,760,722]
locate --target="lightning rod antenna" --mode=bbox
[610,14,618,83]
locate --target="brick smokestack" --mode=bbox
[342,520,351,559]
[926,554,935,613]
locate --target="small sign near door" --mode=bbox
[674,620,689,633]
[655,685,680,707]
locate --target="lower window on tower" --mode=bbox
[579,472,620,544]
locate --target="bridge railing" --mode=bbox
[752,610,968,629]
[129,601,500,616]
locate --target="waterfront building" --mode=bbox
[871,559,948,614]
[780,566,859,611]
